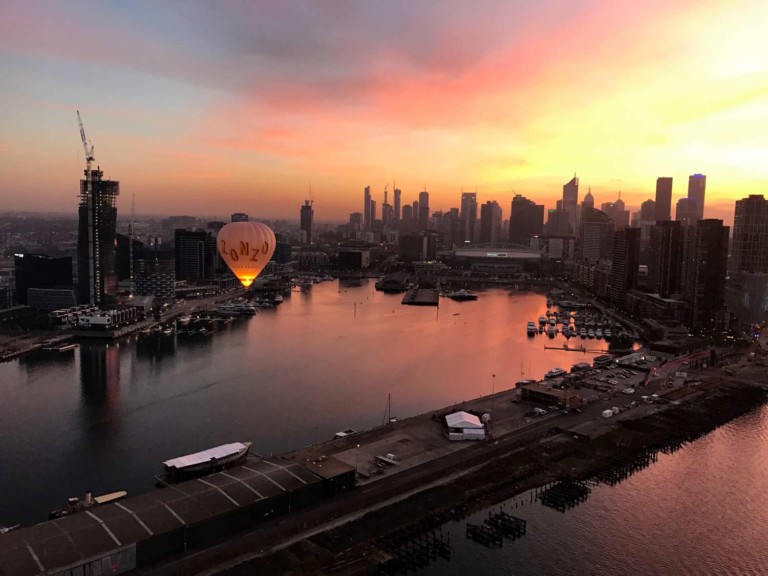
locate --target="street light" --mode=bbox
[355,444,360,474]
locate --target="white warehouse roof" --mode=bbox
[445,411,483,429]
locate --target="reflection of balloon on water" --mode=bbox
[217,222,276,288]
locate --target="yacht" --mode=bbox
[527,321,537,335]
[587,329,595,338]
[447,289,478,301]
[545,367,566,379]
[580,328,587,338]
[595,328,603,339]
[547,326,556,338]
[604,328,613,340]
[538,316,547,325]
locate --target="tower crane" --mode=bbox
[77,111,95,171]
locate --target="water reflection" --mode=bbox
[79,342,120,412]
[136,332,177,361]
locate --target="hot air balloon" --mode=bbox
[217,222,276,288]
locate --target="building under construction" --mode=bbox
[76,112,120,306]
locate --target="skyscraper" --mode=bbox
[175,229,215,282]
[582,188,595,210]
[688,174,706,221]
[730,194,768,283]
[579,207,614,262]
[418,190,430,230]
[77,167,119,305]
[682,219,728,328]
[479,201,502,244]
[509,195,544,245]
[393,188,401,221]
[460,192,478,244]
[609,227,641,308]
[363,186,371,230]
[655,177,673,221]
[300,200,314,245]
[647,221,684,297]
[675,197,695,225]
[370,199,377,225]
[562,176,579,233]
[640,199,656,222]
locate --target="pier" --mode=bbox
[485,509,527,540]
[540,479,592,512]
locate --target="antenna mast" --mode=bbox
[129,193,135,295]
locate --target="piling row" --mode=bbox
[378,527,450,575]
[466,523,503,547]
[540,479,591,512]
[485,510,527,540]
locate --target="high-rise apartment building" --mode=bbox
[675,197,696,225]
[370,200,377,225]
[562,176,579,233]
[688,174,706,221]
[731,194,768,282]
[647,221,684,297]
[682,219,729,328]
[509,195,544,245]
[418,190,430,230]
[579,207,614,262]
[460,192,478,244]
[300,200,314,245]
[77,167,119,305]
[609,227,641,308]
[655,177,673,221]
[363,186,372,230]
[393,188,401,221]
[174,229,215,282]
[402,204,413,222]
[479,201,502,244]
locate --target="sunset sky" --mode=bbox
[1,1,767,223]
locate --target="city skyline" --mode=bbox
[1,1,766,224]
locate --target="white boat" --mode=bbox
[163,442,252,477]
[595,328,603,339]
[538,316,547,325]
[604,329,612,340]
[545,367,566,379]
[580,328,587,338]
[178,315,191,326]
[527,321,537,335]
[273,294,284,304]
[447,289,478,301]
[588,329,595,338]
[162,327,174,336]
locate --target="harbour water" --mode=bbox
[2,280,766,576]
[1,282,596,526]
[414,405,768,576]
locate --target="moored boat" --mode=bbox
[545,367,566,379]
[447,289,478,301]
[162,442,252,478]
[527,321,537,335]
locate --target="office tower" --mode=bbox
[562,175,579,233]
[601,198,630,229]
[418,190,430,230]
[609,227,641,307]
[300,200,314,245]
[688,174,706,221]
[460,192,478,244]
[731,195,768,283]
[545,209,573,235]
[230,213,249,222]
[402,204,413,222]
[655,177,673,221]
[394,188,401,221]
[640,200,656,222]
[77,167,119,306]
[479,201,502,244]
[363,186,372,230]
[647,221,684,296]
[370,200,377,224]
[174,229,215,282]
[582,188,594,210]
[509,195,544,245]
[682,219,729,328]
[675,197,695,225]
[579,207,614,262]
[382,203,393,226]
[14,254,73,305]
[349,212,362,231]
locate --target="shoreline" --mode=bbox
[133,376,766,576]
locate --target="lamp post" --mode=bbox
[355,444,360,473]
[490,373,496,437]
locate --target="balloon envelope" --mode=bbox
[217,222,276,287]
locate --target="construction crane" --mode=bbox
[77,110,95,170]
